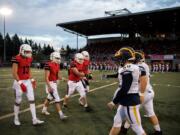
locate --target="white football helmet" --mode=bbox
[19,44,32,58]
[75,53,84,64]
[81,51,90,60]
[50,52,61,64]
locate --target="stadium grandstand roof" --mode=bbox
[56,6,180,36]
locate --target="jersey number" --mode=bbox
[23,66,29,74]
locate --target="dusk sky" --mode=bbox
[0,0,180,49]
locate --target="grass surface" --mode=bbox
[0,68,180,135]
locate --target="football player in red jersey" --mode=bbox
[41,52,67,120]
[12,44,44,126]
[63,53,90,111]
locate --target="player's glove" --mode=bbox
[85,73,93,79]
[18,81,27,93]
[31,79,37,89]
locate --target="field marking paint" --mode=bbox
[152,83,180,88]
[1,82,180,90]
[0,82,117,121]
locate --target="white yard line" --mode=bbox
[1,82,179,90]
[0,82,117,120]
[152,83,180,88]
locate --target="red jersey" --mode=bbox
[44,61,59,81]
[82,59,90,74]
[11,55,33,80]
[68,61,84,81]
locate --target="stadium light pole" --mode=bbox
[0,7,12,62]
[76,34,78,52]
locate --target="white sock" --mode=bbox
[124,121,131,129]
[42,106,47,112]
[154,124,161,131]
[79,97,83,101]
[84,104,88,107]
[87,86,89,91]
[14,105,19,120]
[59,110,63,116]
[30,104,37,120]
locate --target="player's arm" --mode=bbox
[107,88,120,110]
[139,66,147,94]
[12,62,27,92]
[44,70,54,93]
[108,70,133,110]
[139,75,147,93]
[45,70,51,89]
[139,66,148,103]
[12,63,20,81]
[28,66,37,89]
[71,67,85,77]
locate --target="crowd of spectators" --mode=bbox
[84,38,180,58]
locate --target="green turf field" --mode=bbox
[0,68,180,135]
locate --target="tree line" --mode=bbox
[0,33,56,62]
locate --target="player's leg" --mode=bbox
[143,91,162,135]
[84,79,90,92]
[13,80,23,126]
[26,80,44,125]
[78,80,87,105]
[119,120,130,135]
[63,81,76,107]
[42,98,51,115]
[125,105,146,135]
[42,84,53,115]
[79,79,90,105]
[51,83,68,119]
[77,81,90,111]
[81,79,87,92]
[109,106,125,135]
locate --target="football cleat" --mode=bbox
[42,110,50,115]
[84,106,92,112]
[119,126,128,135]
[32,118,44,125]
[14,118,21,126]
[60,114,68,120]
[63,104,68,109]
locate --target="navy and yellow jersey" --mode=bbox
[113,63,144,106]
